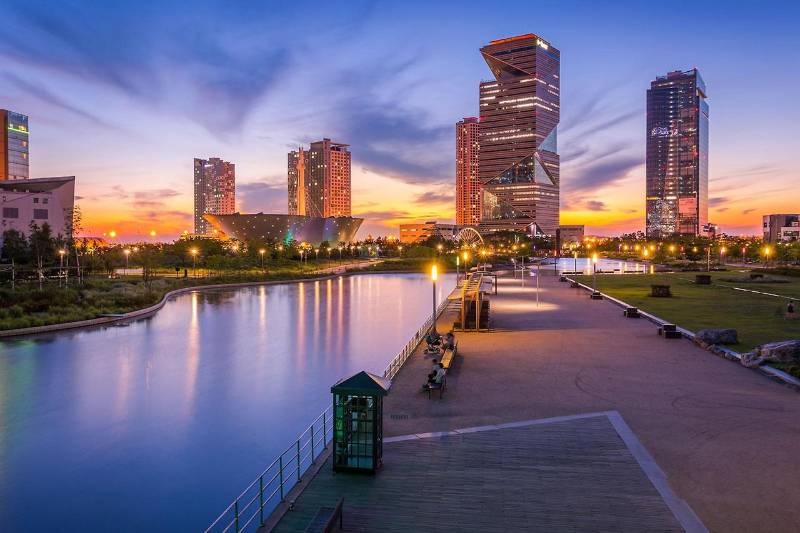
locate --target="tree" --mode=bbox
[1,229,30,264]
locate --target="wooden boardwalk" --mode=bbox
[270,412,695,532]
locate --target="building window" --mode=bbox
[3,207,19,219]
[33,209,48,220]
[33,197,39,204]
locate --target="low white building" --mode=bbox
[0,176,76,240]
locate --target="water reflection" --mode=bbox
[0,273,454,531]
[553,257,648,274]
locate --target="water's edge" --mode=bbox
[0,270,411,339]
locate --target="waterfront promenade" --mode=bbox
[270,272,800,532]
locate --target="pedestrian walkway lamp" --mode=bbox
[331,370,390,474]
[592,253,598,291]
[259,248,266,270]
[456,254,460,280]
[190,248,198,276]
[123,248,130,275]
[573,250,578,274]
[431,264,438,334]
[462,250,469,278]
[643,248,649,274]
[720,246,727,266]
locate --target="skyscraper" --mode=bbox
[646,69,709,238]
[1,109,30,181]
[477,34,560,235]
[456,117,480,226]
[193,157,235,235]
[288,139,351,218]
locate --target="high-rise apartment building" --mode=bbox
[646,69,709,238]
[456,117,480,226]
[193,157,235,235]
[1,109,30,181]
[288,139,351,217]
[477,34,560,235]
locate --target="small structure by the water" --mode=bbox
[331,371,390,474]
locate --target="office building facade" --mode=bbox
[763,214,800,243]
[456,117,481,226]
[193,157,235,235]
[646,69,709,238]
[288,139,351,218]
[477,34,560,236]
[1,109,30,181]
[398,221,460,244]
[0,176,75,242]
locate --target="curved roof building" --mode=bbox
[203,213,362,245]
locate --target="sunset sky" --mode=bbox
[1,1,798,240]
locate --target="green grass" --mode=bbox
[575,271,800,378]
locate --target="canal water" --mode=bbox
[0,273,455,532]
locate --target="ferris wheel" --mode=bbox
[455,227,484,248]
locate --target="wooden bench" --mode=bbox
[623,306,640,318]
[305,497,343,533]
[658,323,682,339]
[440,341,458,370]
[590,290,603,300]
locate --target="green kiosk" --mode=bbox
[331,371,390,474]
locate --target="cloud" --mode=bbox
[585,200,608,211]
[3,71,118,129]
[742,208,756,215]
[0,3,293,134]
[708,197,728,207]
[236,181,286,214]
[565,156,642,193]
[415,191,454,204]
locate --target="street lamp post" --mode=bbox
[430,264,438,334]
[59,249,66,286]
[123,248,130,276]
[259,248,266,270]
[190,248,198,277]
[456,255,460,280]
[643,248,649,274]
[591,253,600,298]
[573,250,578,274]
[720,246,727,266]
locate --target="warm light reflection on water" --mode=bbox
[0,273,455,532]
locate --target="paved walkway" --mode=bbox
[384,273,800,532]
[273,412,693,532]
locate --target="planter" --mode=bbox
[650,284,672,297]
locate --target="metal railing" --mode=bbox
[204,408,333,533]
[206,291,451,532]
[382,297,449,381]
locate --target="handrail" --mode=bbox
[206,287,452,532]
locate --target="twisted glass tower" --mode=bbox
[477,34,560,235]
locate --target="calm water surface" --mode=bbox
[0,273,455,531]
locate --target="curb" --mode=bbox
[565,277,800,392]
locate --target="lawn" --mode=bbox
[575,271,800,378]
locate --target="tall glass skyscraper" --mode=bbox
[646,69,709,238]
[477,34,560,236]
[193,157,235,235]
[1,109,30,181]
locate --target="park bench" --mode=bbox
[623,306,640,318]
[304,497,343,533]
[590,290,603,300]
[424,342,457,399]
[658,323,682,339]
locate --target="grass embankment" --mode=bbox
[575,271,800,378]
[0,258,436,332]
[0,262,348,331]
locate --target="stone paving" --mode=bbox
[384,273,800,532]
[268,271,800,532]
[272,412,691,532]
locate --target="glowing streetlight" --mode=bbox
[643,248,649,274]
[591,252,599,294]
[436,243,443,254]
[720,246,727,266]
[430,264,439,334]
[259,248,266,269]
[190,247,199,276]
[763,246,772,266]
[123,248,131,274]
[573,250,578,273]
